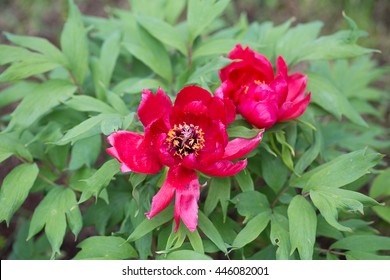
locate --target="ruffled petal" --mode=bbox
[278,92,311,122]
[138,87,172,128]
[198,159,247,177]
[286,73,308,102]
[223,130,264,161]
[106,131,162,174]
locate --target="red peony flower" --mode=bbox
[216,44,311,129]
[107,86,263,231]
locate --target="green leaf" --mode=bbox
[162,250,212,260]
[270,213,291,260]
[369,168,390,199]
[5,33,68,66]
[232,209,271,249]
[121,13,172,82]
[232,191,270,222]
[100,31,121,86]
[187,0,230,44]
[74,236,137,260]
[57,113,123,145]
[0,81,37,108]
[287,196,317,260]
[69,134,101,170]
[276,21,323,65]
[310,187,379,232]
[234,169,254,192]
[78,159,121,203]
[307,72,367,126]
[60,0,89,85]
[0,45,33,65]
[192,39,237,59]
[187,57,232,85]
[331,235,390,252]
[113,78,163,95]
[0,133,33,162]
[136,15,188,55]
[28,187,82,259]
[260,152,288,193]
[346,250,390,260]
[7,80,76,130]
[204,177,230,220]
[0,163,39,225]
[198,211,227,254]
[186,229,204,254]
[0,55,61,82]
[127,205,173,242]
[291,149,382,191]
[295,127,323,175]
[64,95,117,114]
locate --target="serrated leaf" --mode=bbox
[7,80,76,130]
[288,196,317,260]
[198,211,227,254]
[78,159,120,203]
[74,236,137,260]
[291,149,382,191]
[187,0,230,44]
[0,163,39,225]
[204,177,230,219]
[127,205,173,242]
[232,191,270,221]
[60,0,89,85]
[136,15,188,55]
[232,210,271,249]
[64,95,117,113]
[28,187,82,259]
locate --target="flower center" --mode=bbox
[166,123,205,158]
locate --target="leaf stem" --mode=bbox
[67,68,83,95]
[315,247,346,257]
[271,184,290,208]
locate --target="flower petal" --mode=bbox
[278,92,311,122]
[174,86,211,108]
[286,73,308,102]
[106,131,162,174]
[145,175,175,219]
[138,87,172,128]
[174,170,200,232]
[237,97,278,129]
[223,130,264,161]
[198,159,247,177]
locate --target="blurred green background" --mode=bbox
[0,0,389,66]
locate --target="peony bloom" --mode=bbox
[107,86,263,231]
[215,44,311,129]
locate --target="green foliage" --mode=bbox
[0,0,389,260]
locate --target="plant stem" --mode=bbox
[67,68,83,95]
[271,184,290,208]
[315,247,346,257]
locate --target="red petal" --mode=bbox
[198,159,247,177]
[278,92,311,122]
[174,169,200,232]
[145,175,175,219]
[286,73,308,102]
[174,86,212,108]
[138,88,172,128]
[237,97,278,129]
[106,131,162,174]
[223,131,264,161]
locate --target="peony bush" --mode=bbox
[0,0,389,260]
